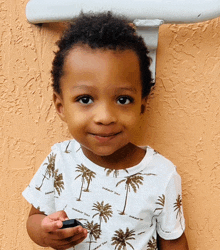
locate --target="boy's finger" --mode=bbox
[56,226,87,240]
[49,210,69,221]
[42,219,63,233]
[52,234,87,250]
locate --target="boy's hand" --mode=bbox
[41,211,88,250]
[27,207,88,250]
[41,210,68,232]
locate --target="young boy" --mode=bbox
[23,12,189,250]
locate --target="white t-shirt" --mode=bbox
[23,140,185,250]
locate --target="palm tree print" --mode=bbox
[53,169,64,195]
[92,201,113,230]
[84,169,96,192]
[36,153,56,191]
[116,173,144,215]
[174,194,184,230]
[111,227,135,250]
[105,169,129,178]
[65,140,71,153]
[155,194,165,211]
[45,169,64,196]
[147,236,157,250]
[84,220,101,250]
[105,169,120,178]
[75,164,90,201]
[150,195,165,226]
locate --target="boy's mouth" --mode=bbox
[96,133,119,137]
[90,132,121,137]
[90,132,121,143]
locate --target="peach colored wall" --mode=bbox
[0,1,220,249]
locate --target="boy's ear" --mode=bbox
[53,92,66,122]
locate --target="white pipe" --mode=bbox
[26,0,220,24]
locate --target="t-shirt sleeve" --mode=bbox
[22,151,57,215]
[156,168,185,240]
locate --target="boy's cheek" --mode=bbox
[127,116,146,144]
[65,110,87,123]
[121,111,142,125]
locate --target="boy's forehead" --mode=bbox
[61,45,143,95]
[64,46,140,79]
[63,45,141,79]
[65,45,139,63]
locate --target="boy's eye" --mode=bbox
[77,96,93,105]
[117,96,133,105]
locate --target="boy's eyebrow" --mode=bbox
[71,85,95,90]
[117,87,137,93]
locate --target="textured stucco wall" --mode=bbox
[0,1,220,249]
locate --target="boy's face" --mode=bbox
[54,46,146,159]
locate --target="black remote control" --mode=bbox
[61,219,84,229]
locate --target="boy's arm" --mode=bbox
[27,205,87,249]
[157,233,189,250]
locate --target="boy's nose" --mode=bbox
[93,103,117,125]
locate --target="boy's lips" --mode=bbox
[89,132,121,143]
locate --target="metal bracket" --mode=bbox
[134,19,164,81]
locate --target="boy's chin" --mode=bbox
[88,148,119,157]
[81,145,125,158]
[83,142,136,158]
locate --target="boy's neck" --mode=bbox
[82,143,146,170]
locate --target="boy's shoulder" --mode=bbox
[51,139,79,154]
[146,146,178,176]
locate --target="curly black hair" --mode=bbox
[51,12,154,98]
